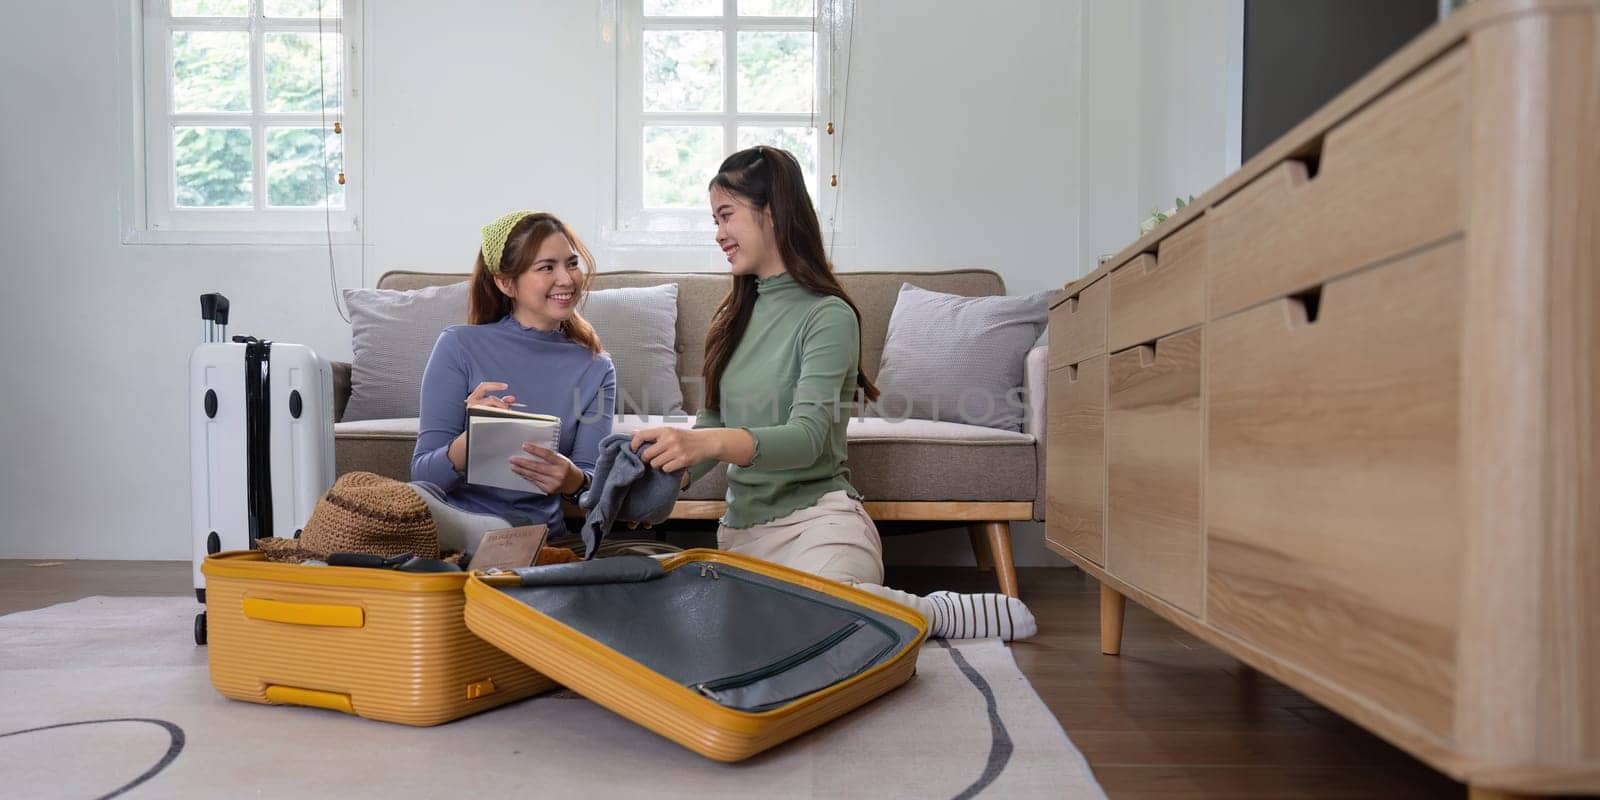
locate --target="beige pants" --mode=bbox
[717,491,934,628]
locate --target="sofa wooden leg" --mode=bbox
[976,521,1019,597]
[1100,583,1126,656]
[966,524,995,572]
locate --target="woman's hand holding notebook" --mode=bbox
[465,404,561,494]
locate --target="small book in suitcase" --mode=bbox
[463,549,927,762]
[202,551,558,726]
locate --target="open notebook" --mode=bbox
[465,405,561,494]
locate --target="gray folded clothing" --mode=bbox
[577,433,686,560]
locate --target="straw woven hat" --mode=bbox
[256,472,439,563]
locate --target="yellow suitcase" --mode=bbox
[463,549,927,762]
[201,551,557,726]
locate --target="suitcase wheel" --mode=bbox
[194,611,207,646]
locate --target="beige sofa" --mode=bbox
[331,269,1051,595]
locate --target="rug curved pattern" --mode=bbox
[0,597,1104,799]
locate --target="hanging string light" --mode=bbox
[824,1,854,238]
[318,0,349,323]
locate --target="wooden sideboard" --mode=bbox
[1044,1,1599,796]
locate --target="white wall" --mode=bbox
[0,0,1093,564]
[1078,0,1238,274]
[1136,0,1234,220]
[1078,0,1144,271]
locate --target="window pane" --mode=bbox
[643,0,720,15]
[267,127,344,208]
[643,31,722,113]
[174,126,252,208]
[738,126,818,200]
[264,32,343,113]
[264,0,342,18]
[171,0,248,16]
[737,32,813,113]
[739,0,815,16]
[171,31,249,113]
[643,126,722,208]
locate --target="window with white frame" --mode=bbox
[616,0,834,236]
[139,0,359,235]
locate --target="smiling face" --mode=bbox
[711,185,783,278]
[496,233,583,331]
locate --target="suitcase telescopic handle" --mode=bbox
[199,293,230,342]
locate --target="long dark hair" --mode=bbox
[467,212,602,355]
[702,146,879,410]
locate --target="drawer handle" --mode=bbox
[1291,134,1324,181]
[1134,252,1159,276]
[1252,144,1323,208]
[264,685,354,714]
[1138,343,1157,368]
[1288,285,1324,326]
[1066,295,1080,313]
[243,597,365,628]
[1067,363,1079,382]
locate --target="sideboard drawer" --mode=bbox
[1108,217,1208,353]
[1206,240,1464,739]
[1107,328,1203,615]
[1050,276,1108,369]
[1046,356,1106,565]
[1208,46,1467,320]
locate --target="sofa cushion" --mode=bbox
[873,283,1052,431]
[333,418,426,484]
[580,283,685,416]
[342,283,469,422]
[844,417,1036,502]
[600,416,1035,502]
[335,415,1034,505]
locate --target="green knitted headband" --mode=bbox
[480,210,542,273]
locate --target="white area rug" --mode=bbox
[0,597,1104,799]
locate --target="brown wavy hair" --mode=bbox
[702,146,879,411]
[467,212,602,355]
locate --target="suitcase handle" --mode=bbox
[264,685,354,714]
[242,597,365,628]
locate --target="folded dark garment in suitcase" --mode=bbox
[493,555,918,712]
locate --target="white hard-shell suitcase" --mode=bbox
[189,293,335,643]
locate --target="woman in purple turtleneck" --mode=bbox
[409,211,616,551]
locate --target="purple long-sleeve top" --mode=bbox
[411,316,616,537]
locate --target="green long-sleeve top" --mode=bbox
[688,270,862,528]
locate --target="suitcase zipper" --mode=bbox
[241,336,274,544]
[694,618,867,701]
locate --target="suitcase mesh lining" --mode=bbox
[497,564,918,710]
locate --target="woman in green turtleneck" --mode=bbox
[629,146,1035,642]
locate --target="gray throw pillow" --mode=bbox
[342,282,469,422]
[579,283,685,417]
[872,283,1053,431]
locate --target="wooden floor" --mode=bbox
[0,559,1466,799]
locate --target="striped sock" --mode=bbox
[926,591,1037,641]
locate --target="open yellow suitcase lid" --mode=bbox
[463,548,927,762]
